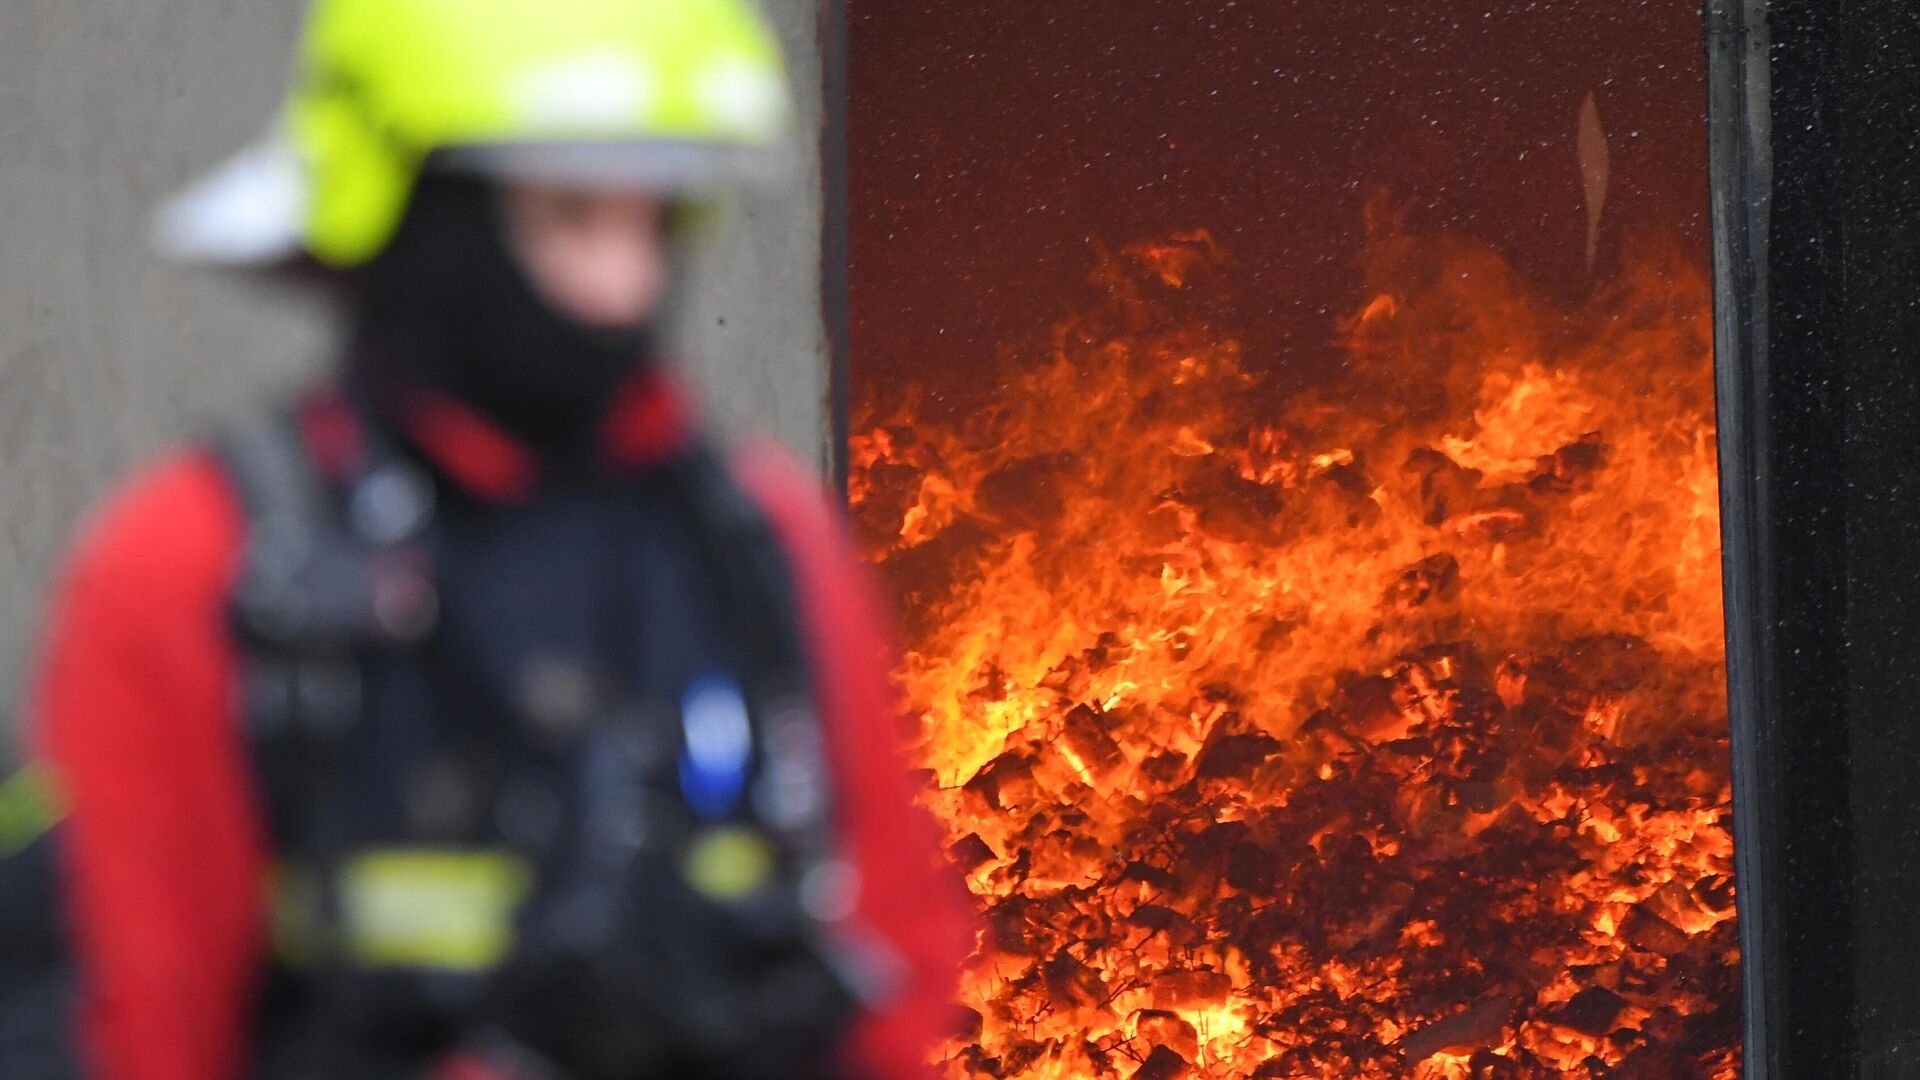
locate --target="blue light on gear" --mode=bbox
[678,676,754,821]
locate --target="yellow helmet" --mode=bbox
[156,0,791,267]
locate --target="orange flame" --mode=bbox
[853,210,1738,1079]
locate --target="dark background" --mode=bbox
[850,0,1711,415]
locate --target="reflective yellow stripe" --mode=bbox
[274,848,534,972]
[0,765,66,858]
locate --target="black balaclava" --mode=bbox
[351,173,660,450]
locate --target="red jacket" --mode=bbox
[27,379,973,1080]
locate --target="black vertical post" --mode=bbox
[1705,4,1786,1076]
[1709,1,1920,1076]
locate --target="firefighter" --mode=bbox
[23,1,972,1077]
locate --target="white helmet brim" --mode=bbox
[153,133,310,266]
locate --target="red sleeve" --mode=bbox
[27,451,268,1080]
[734,446,977,1080]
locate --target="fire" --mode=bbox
[852,203,1739,1079]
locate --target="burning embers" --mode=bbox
[851,206,1738,1079]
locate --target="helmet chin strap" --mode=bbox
[349,174,668,454]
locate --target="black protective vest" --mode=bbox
[217,407,860,1080]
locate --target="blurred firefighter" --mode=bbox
[17,1,972,1077]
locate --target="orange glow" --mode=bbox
[852,207,1738,1079]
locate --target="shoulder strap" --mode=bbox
[662,440,829,837]
[660,444,897,1009]
[215,411,353,757]
[213,406,445,1040]
[217,409,439,664]
[664,442,808,678]
[214,411,331,545]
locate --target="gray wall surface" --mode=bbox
[0,1,829,736]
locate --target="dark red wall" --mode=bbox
[851,0,1710,414]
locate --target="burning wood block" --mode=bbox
[965,751,1039,812]
[1025,827,1105,889]
[1466,1049,1530,1079]
[1383,552,1462,613]
[1335,674,1417,743]
[1404,446,1487,526]
[995,1040,1051,1078]
[1150,968,1233,1011]
[1060,704,1130,788]
[1225,838,1282,897]
[1129,904,1202,947]
[1641,879,1715,934]
[1133,1010,1201,1063]
[1620,902,1692,956]
[1396,996,1517,1064]
[1038,657,1090,700]
[1691,874,1737,918]
[948,833,998,874]
[1527,433,1608,495]
[1139,751,1188,787]
[1194,730,1283,781]
[953,1006,985,1042]
[1550,986,1630,1038]
[987,896,1045,957]
[955,1043,997,1078]
[1119,860,1179,895]
[1042,951,1110,1010]
[1186,818,1253,866]
[1505,708,1589,788]
[1132,1046,1192,1080]
[1312,460,1383,527]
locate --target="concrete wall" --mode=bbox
[0,1,829,733]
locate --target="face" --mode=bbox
[498,185,672,330]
